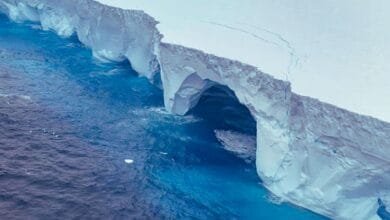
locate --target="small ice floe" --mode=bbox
[124,159,134,164]
[159,151,168,155]
[214,130,256,163]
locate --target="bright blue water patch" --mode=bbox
[0,14,327,219]
[378,199,390,220]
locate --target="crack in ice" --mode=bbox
[201,20,298,81]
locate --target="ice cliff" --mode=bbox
[0,0,389,219]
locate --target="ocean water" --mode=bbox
[0,14,327,219]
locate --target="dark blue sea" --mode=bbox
[0,14,326,219]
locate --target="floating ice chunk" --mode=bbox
[124,159,134,164]
[214,130,256,163]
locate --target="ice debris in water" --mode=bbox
[124,159,134,164]
[214,130,256,163]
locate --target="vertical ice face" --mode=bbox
[0,0,389,219]
[158,43,293,187]
[159,42,390,220]
[0,0,161,77]
[157,42,293,181]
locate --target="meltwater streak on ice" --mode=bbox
[0,15,326,219]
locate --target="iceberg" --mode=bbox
[0,0,389,219]
[0,0,161,78]
[97,0,390,123]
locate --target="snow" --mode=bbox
[0,1,389,219]
[96,0,390,123]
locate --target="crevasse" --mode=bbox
[0,0,389,219]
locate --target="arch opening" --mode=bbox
[188,83,257,163]
[189,84,256,135]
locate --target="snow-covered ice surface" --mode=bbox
[97,0,390,123]
[0,0,389,219]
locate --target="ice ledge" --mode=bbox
[0,0,161,78]
[159,43,390,220]
[0,0,389,219]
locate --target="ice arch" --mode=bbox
[159,43,390,220]
[189,83,257,135]
[169,72,214,115]
[1,1,389,219]
[159,43,293,184]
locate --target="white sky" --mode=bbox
[98,0,390,122]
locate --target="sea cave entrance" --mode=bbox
[189,84,256,134]
[187,82,257,163]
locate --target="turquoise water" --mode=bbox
[0,14,327,219]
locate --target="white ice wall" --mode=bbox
[1,0,160,77]
[159,43,390,220]
[0,1,389,219]
[97,0,390,123]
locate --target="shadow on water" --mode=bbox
[0,13,328,219]
[378,199,390,220]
